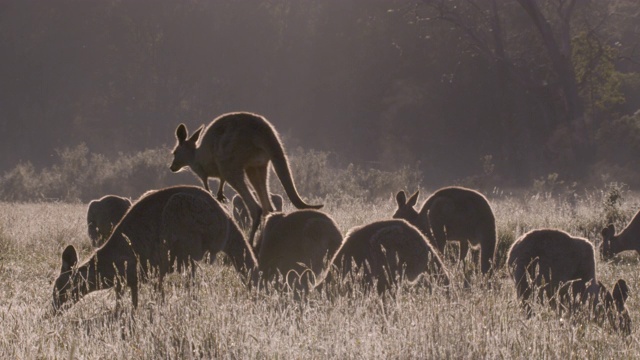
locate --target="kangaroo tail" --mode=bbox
[265,129,323,210]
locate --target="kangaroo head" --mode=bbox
[52,245,98,313]
[613,279,632,335]
[52,245,81,312]
[170,123,203,172]
[612,279,630,312]
[599,224,616,259]
[392,190,420,227]
[595,279,631,334]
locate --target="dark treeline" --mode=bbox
[1,0,640,189]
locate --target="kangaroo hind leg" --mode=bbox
[428,214,447,253]
[223,168,263,246]
[246,165,274,213]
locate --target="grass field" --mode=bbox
[0,187,639,359]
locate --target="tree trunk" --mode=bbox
[517,0,592,176]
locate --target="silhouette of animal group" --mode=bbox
[54,186,230,311]
[51,111,635,335]
[169,112,322,245]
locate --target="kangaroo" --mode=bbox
[323,219,450,294]
[232,193,283,232]
[220,212,259,280]
[86,195,132,247]
[53,186,231,313]
[256,209,342,293]
[393,186,497,275]
[600,209,640,259]
[169,112,322,245]
[508,229,630,334]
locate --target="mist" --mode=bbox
[2,0,640,190]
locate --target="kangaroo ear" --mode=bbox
[601,224,615,239]
[406,190,420,207]
[188,125,204,143]
[395,191,407,207]
[176,123,188,143]
[61,245,78,272]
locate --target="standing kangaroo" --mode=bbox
[393,186,497,275]
[170,112,322,244]
[600,209,640,259]
[53,186,231,313]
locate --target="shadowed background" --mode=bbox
[2,0,640,201]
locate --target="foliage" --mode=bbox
[572,31,625,115]
[2,0,640,188]
[594,112,640,187]
[0,145,423,203]
[456,154,500,191]
[0,144,180,202]
[601,182,629,225]
[531,173,578,201]
[283,147,423,203]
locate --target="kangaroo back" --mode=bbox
[87,195,132,247]
[507,229,599,316]
[257,209,342,292]
[419,186,497,274]
[329,219,448,293]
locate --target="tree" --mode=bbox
[418,0,633,180]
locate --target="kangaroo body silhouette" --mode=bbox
[256,209,342,293]
[600,209,640,259]
[393,186,496,275]
[170,112,322,244]
[53,186,230,313]
[508,229,630,334]
[323,219,450,294]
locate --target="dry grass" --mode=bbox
[1,189,639,359]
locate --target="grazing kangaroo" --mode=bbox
[324,219,450,294]
[53,186,231,312]
[393,187,497,275]
[600,209,640,259]
[256,209,342,293]
[169,112,322,245]
[220,212,259,279]
[508,229,630,334]
[86,195,132,247]
[232,193,283,232]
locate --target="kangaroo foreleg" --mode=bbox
[459,240,469,262]
[215,179,227,203]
